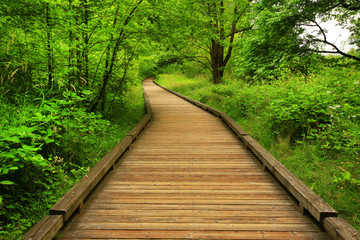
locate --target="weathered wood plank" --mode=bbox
[84,203,297,211]
[127,114,151,140]
[273,163,337,222]
[220,113,248,137]
[21,215,62,240]
[56,230,331,240]
[63,222,323,232]
[50,135,133,222]
[142,85,152,114]
[242,135,279,172]
[86,198,295,205]
[70,215,313,224]
[324,217,360,240]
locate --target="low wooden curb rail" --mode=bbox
[21,83,152,240]
[154,80,360,240]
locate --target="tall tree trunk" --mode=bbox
[89,4,119,112]
[210,40,224,84]
[83,0,89,84]
[68,0,75,85]
[90,0,143,112]
[45,3,54,88]
[208,2,248,84]
[209,1,225,84]
[75,4,82,87]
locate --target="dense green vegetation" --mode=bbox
[0,0,148,238]
[0,83,144,238]
[156,60,360,229]
[1,0,360,238]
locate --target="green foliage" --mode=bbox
[234,0,360,83]
[334,171,360,186]
[156,66,360,230]
[0,81,145,239]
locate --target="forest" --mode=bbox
[0,0,359,238]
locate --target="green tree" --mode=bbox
[255,0,360,60]
[234,0,360,81]
[151,0,252,84]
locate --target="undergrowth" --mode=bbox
[156,69,360,230]
[0,82,144,239]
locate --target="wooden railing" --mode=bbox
[154,81,359,240]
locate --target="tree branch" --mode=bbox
[187,56,212,72]
[339,0,360,10]
[311,39,360,61]
[307,19,360,61]
[224,25,253,39]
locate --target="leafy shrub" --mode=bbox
[0,83,143,238]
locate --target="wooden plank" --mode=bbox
[50,135,133,222]
[84,203,298,211]
[242,135,279,172]
[324,217,360,240]
[92,192,289,200]
[86,198,295,206]
[98,174,273,183]
[21,215,63,240]
[127,114,151,139]
[98,181,275,186]
[56,230,331,240]
[64,222,323,232]
[98,183,281,191]
[67,209,303,218]
[70,215,314,224]
[220,112,248,136]
[273,163,337,222]
[142,87,152,114]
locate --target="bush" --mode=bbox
[0,83,144,238]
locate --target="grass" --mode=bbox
[156,72,360,230]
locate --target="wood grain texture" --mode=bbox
[21,215,63,240]
[55,79,333,239]
[324,217,360,240]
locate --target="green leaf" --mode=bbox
[0,180,15,185]
[22,144,40,151]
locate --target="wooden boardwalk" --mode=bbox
[52,79,333,239]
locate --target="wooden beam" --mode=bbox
[50,135,133,222]
[324,217,360,240]
[21,215,63,240]
[127,114,151,140]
